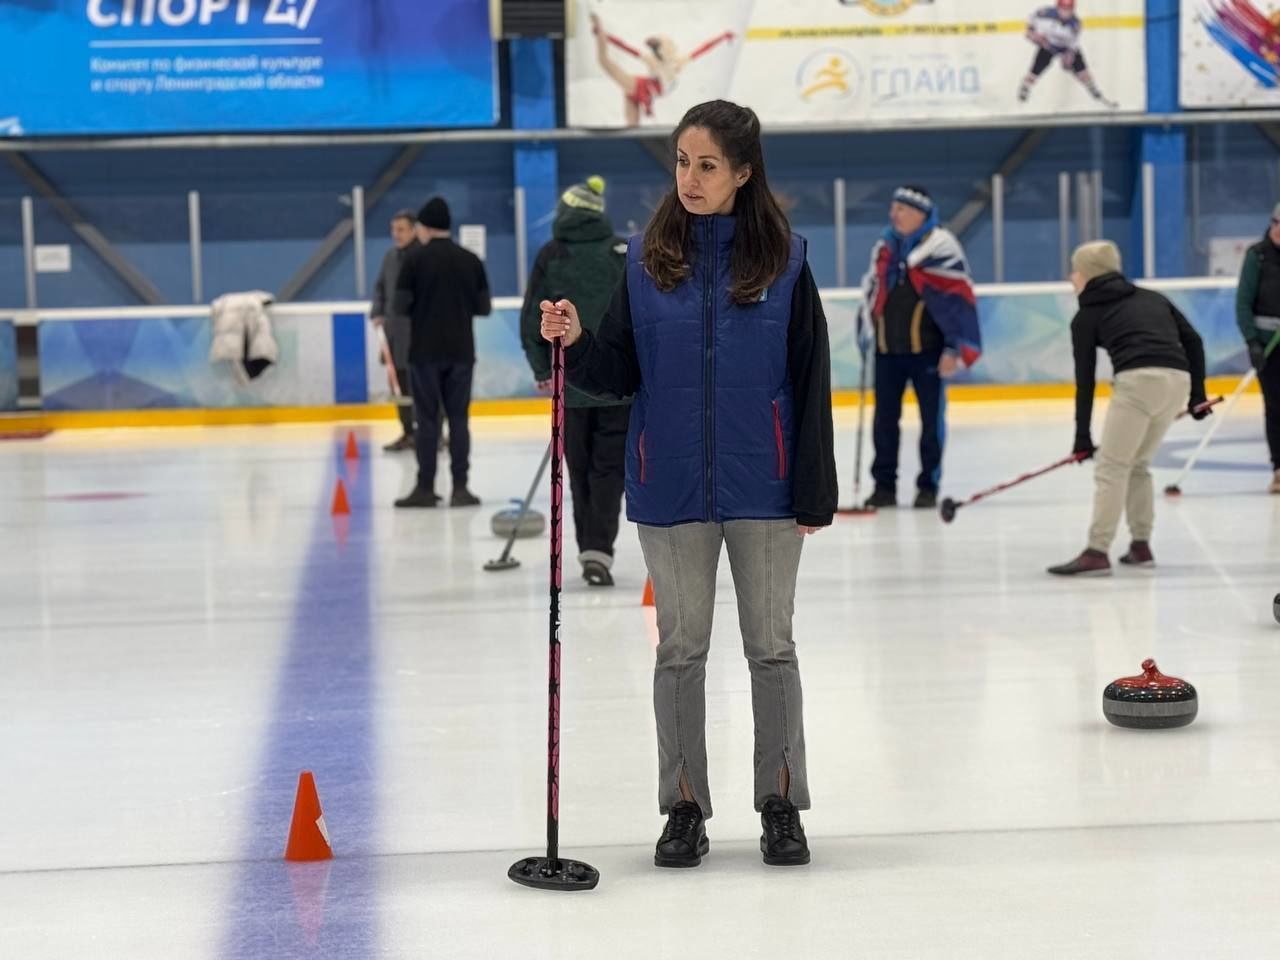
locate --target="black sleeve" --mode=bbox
[474,257,492,317]
[563,271,641,401]
[787,262,838,527]
[520,246,555,381]
[370,256,387,317]
[1071,310,1097,444]
[1171,302,1208,405]
[393,249,416,317]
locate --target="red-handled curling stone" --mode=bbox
[1102,659,1198,730]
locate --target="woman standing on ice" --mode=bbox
[540,100,836,868]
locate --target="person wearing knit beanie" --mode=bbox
[519,174,630,586]
[1048,241,1208,576]
[858,184,981,510]
[417,196,451,232]
[393,194,492,510]
[557,176,608,216]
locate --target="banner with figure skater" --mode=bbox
[567,0,1145,127]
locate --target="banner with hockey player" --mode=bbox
[566,0,1147,128]
[1181,0,1280,107]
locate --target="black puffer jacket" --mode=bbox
[1071,272,1207,442]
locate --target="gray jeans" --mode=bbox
[637,519,810,818]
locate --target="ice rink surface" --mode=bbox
[2,397,1278,959]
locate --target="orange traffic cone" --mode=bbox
[344,431,359,460]
[642,577,655,607]
[330,479,351,517]
[284,771,333,862]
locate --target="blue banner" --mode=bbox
[0,0,496,136]
[0,320,16,411]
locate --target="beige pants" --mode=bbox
[1088,367,1191,552]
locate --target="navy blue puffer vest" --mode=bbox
[624,215,807,526]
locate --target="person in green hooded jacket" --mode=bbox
[1236,202,1280,493]
[520,177,631,587]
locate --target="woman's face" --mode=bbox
[1070,270,1086,294]
[676,126,750,217]
[1269,213,1280,247]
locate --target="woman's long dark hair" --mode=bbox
[642,100,791,305]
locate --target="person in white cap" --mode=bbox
[1048,241,1208,577]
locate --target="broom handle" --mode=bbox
[962,451,1088,509]
[376,325,403,397]
[545,336,565,864]
[852,343,869,505]
[1166,328,1280,488]
[1166,368,1256,490]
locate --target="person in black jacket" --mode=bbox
[1234,202,1280,493]
[393,197,492,508]
[369,210,419,452]
[541,101,836,870]
[1048,241,1209,577]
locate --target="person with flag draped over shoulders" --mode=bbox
[858,185,981,510]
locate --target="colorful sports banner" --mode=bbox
[1181,0,1280,107]
[566,0,1146,128]
[0,0,496,137]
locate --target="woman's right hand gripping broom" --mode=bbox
[540,300,584,347]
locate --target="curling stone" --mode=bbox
[1273,593,1280,624]
[491,503,546,539]
[1102,659,1197,730]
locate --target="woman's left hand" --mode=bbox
[797,525,824,537]
[938,354,959,379]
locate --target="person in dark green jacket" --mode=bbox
[520,178,631,586]
[1236,201,1280,493]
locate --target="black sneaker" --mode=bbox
[582,560,614,587]
[760,796,810,866]
[450,489,481,508]
[383,434,414,453]
[864,488,896,510]
[1119,541,1155,567]
[913,488,938,509]
[394,487,440,509]
[655,800,709,868]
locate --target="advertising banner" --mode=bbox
[0,0,496,136]
[1181,0,1280,108]
[567,0,1146,128]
